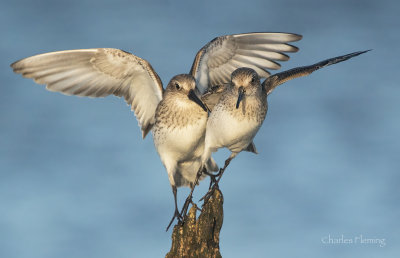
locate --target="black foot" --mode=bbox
[203,170,222,189]
[200,179,220,204]
[180,192,194,218]
[179,165,206,217]
[166,208,183,231]
[200,157,233,204]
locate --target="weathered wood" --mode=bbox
[166,189,224,258]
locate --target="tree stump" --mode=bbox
[166,189,224,258]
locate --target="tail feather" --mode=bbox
[244,141,258,154]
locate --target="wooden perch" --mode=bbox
[166,189,224,258]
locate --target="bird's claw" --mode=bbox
[166,208,183,231]
[180,194,194,218]
[200,180,220,204]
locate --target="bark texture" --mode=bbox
[166,189,224,258]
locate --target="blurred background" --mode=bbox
[1,0,399,257]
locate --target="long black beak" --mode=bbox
[236,86,245,109]
[188,89,208,112]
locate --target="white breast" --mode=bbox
[153,116,207,162]
[206,104,261,153]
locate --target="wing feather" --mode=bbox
[262,50,370,96]
[235,49,290,61]
[232,55,281,70]
[11,48,163,138]
[229,60,271,78]
[191,32,302,94]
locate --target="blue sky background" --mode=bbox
[1,0,399,257]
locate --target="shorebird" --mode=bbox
[10,32,302,229]
[193,50,370,202]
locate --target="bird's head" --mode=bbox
[166,74,208,112]
[231,67,261,109]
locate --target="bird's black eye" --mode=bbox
[251,76,256,83]
[175,83,180,90]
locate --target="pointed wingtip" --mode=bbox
[351,49,372,56]
[10,59,20,70]
[293,33,303,41]
[141,123,153,139]
[263,49,371,96]
[316,49,371,69]
[339,49,371,60]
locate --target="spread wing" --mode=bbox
[11,48,163,138]
[190,32,302,94]
[262,50,370,96]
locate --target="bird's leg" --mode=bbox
[166,186,182,231]
[180,165,205,217]
[200,153,237,203]
[202,170,219,188]
[215,155,234,183]
[203,155,234,182]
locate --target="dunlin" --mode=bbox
[10,32,302,229]
[196,50,369,201]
